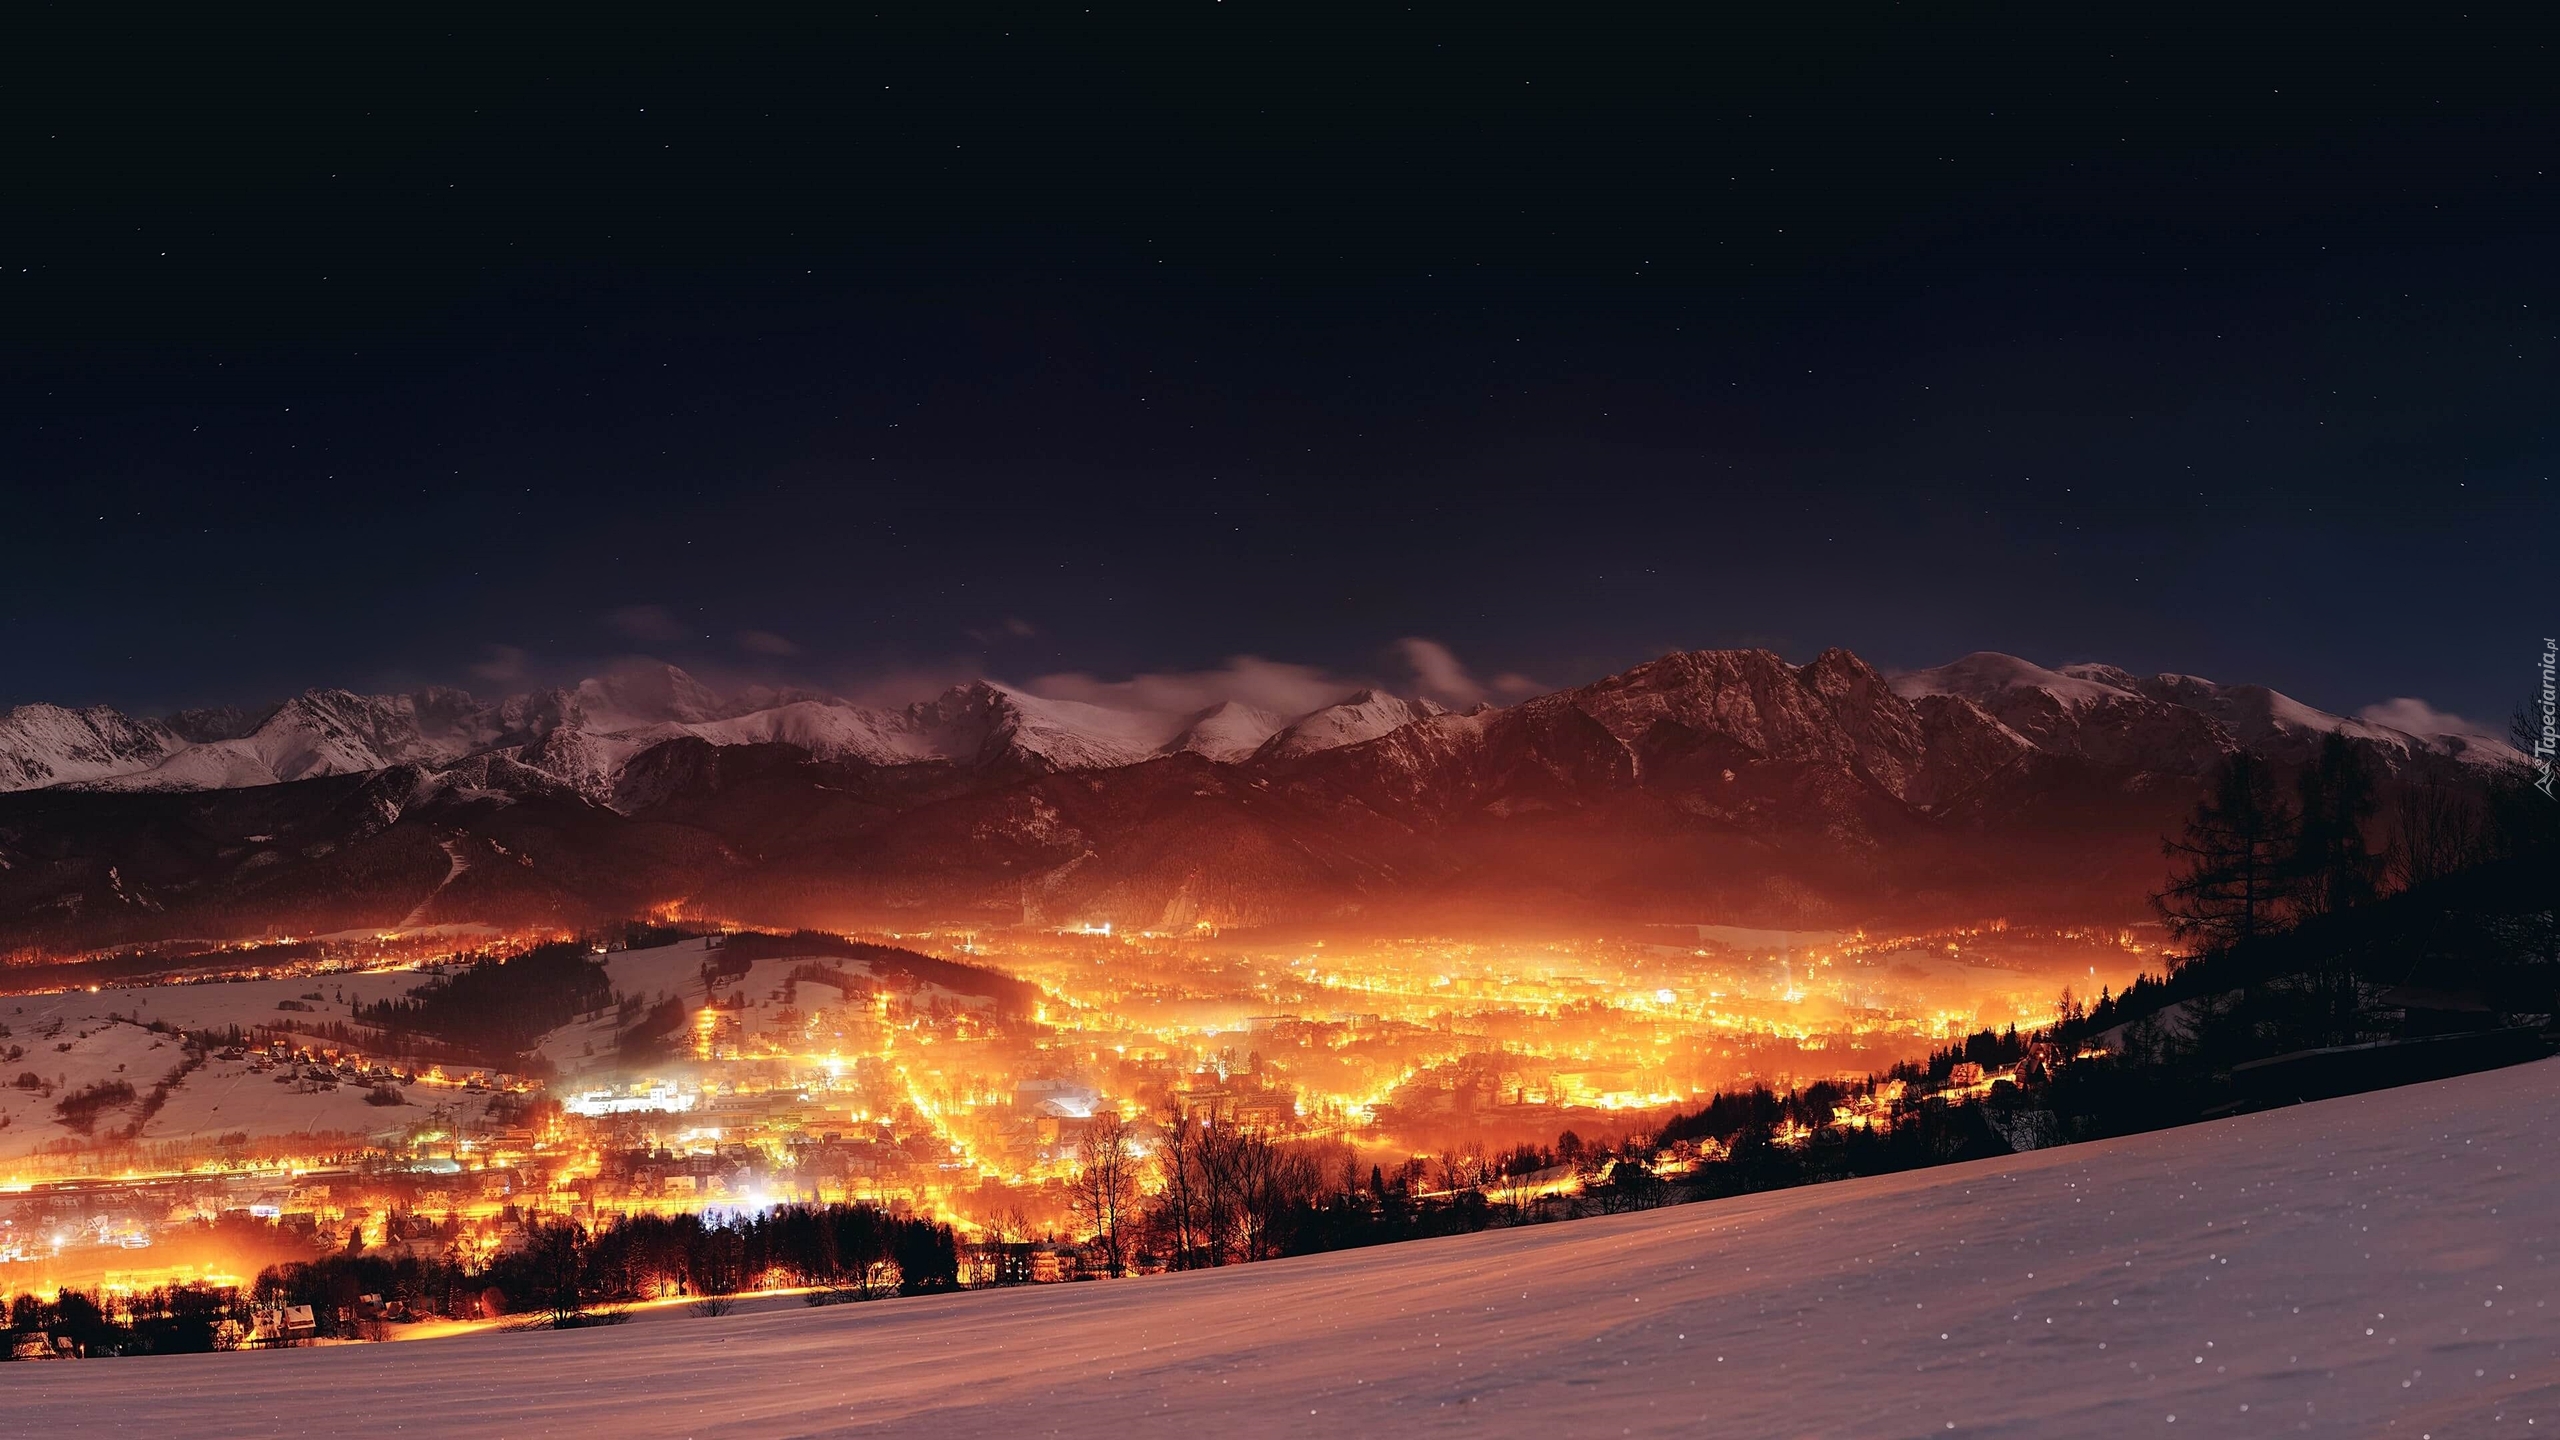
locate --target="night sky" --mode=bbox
[6,7,2554,725]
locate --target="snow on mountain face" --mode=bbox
[685,699,944,766]
[161,702,280,744]
[572,663,727,729]
[1253,689,1449,762]
[1894,651,2523,770]
[2357,696,2521,763]
[0,704,184,790]
[1502,647,1935,799]
[1160,700,1288,762]
[1893,652,2133,712]
[79,690,498,792]
[906,682,1185,771]
[510,725,666,802]
[3,649,2518,806]
[2133,673,2414,754]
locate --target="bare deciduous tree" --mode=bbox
[2394,782,2487,889]
[1151,1104,1209,1269]
[1070,1110,1140,1277]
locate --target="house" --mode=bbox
[250,1303,319,1345]
[1029,1243,1088,1283]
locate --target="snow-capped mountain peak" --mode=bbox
[1,648,2519,806]
[0,703,185,791]
[902,682,1179,772]
[1161,699,1289,762]
[573,663,728,729]
[1894,651,2523,770]
[1893,652,2134,712]
[1252,688,1448,763]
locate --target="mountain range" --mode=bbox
[0,669,1456,797]
[0,650,2519,952]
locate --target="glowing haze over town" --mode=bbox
[0,914,2151,1299]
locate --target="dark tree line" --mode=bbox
[2154,733,2548,959]
[714,931,1039,1017]
[356,942,615,1060]
[2114,732,2557,1048]
[590,1205,961,1305]
[1607,741,2560,1216]
[247,1202,960,1335]
[4,1284,252,1357]
[2153,736,2393,952]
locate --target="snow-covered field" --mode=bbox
[17,1057,2560,1436]
[0,969,479,1165]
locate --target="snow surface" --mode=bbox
[1161,699,1289,763]
[1256,688,1451,762]
[572,665,729,730]
[595,935,727,1004]
[0,970,464,1163]
[682,700,944,767]
[20,1054,2560,1435]
[963,682,1183,770]
[1894,652,2134,712]
[8,647,2524,802]
[1897,651,2527,768]
[0,703,184,790]
[1,662,1471,801]
[74,691,488,793]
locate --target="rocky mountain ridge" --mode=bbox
[0,667,1468,799]
[0,648,2522,951]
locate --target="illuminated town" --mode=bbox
[0,915,2160,1334]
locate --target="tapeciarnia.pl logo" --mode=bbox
[2536,636,2557,800]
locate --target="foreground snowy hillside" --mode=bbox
[19,1058,2560,1437]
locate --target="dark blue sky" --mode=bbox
[5,7,2553,726]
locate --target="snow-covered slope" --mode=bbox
[901,681,1181,771]
[570,663,728,729]
[684,699,943,766]
[1895,651,2524,770]
[0,667,1401,805]
[18,1058,2559,1436]
[1899,651,2133,712]
[1254,688,1449,762]
[0,703,184,790]
[0,972,478,1165]
[78,689,507,792]
[2132,670,2514,763]
[1160,699,1288,762]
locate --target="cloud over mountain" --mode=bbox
[1394,637,1541,709]
[2357,696,2501,744]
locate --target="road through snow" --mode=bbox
[16,1057,2560,1437]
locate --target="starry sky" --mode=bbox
[5,7,2554,726]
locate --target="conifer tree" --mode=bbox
[2155,751,2296,953]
